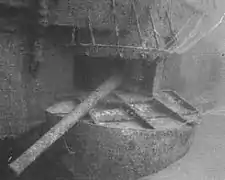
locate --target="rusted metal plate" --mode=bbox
[89,98,184,130]
[90,108,132,123]
[155,89,201,125]
[155,90,198,114]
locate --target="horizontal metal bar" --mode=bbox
[62,43,171,54]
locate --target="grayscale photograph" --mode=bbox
[0,0,225,179]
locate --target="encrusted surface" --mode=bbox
[155,90,198,115]
[154,90,201,124]
[0,34,29,138]
[90,108,133,123]
[45,92,198,180]
[44,0,181,59]
[51,115,195,180]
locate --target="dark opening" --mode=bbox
[73,54,158,95]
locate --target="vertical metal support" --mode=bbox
[165,10,173,37]
[71,24,77,45]
[163,2,177,49]
[153,57,164,95]
[68,0,77,45]
[111,0,120,45]
[145,6,160,49]
[131,0,144,46]
[111,0,122,56]
[87,10,96,45]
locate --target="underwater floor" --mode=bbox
[142,113,225,180]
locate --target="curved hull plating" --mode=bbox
[47,112,196,180]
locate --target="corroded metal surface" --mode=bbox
[47,113,196,180]
[45,90,199,180]
[90,108,133,123]
[0,30,46,138]
[155,90,201,125]
[155,90,198,114]
[40,0,177,59]
[0,34,29,138]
